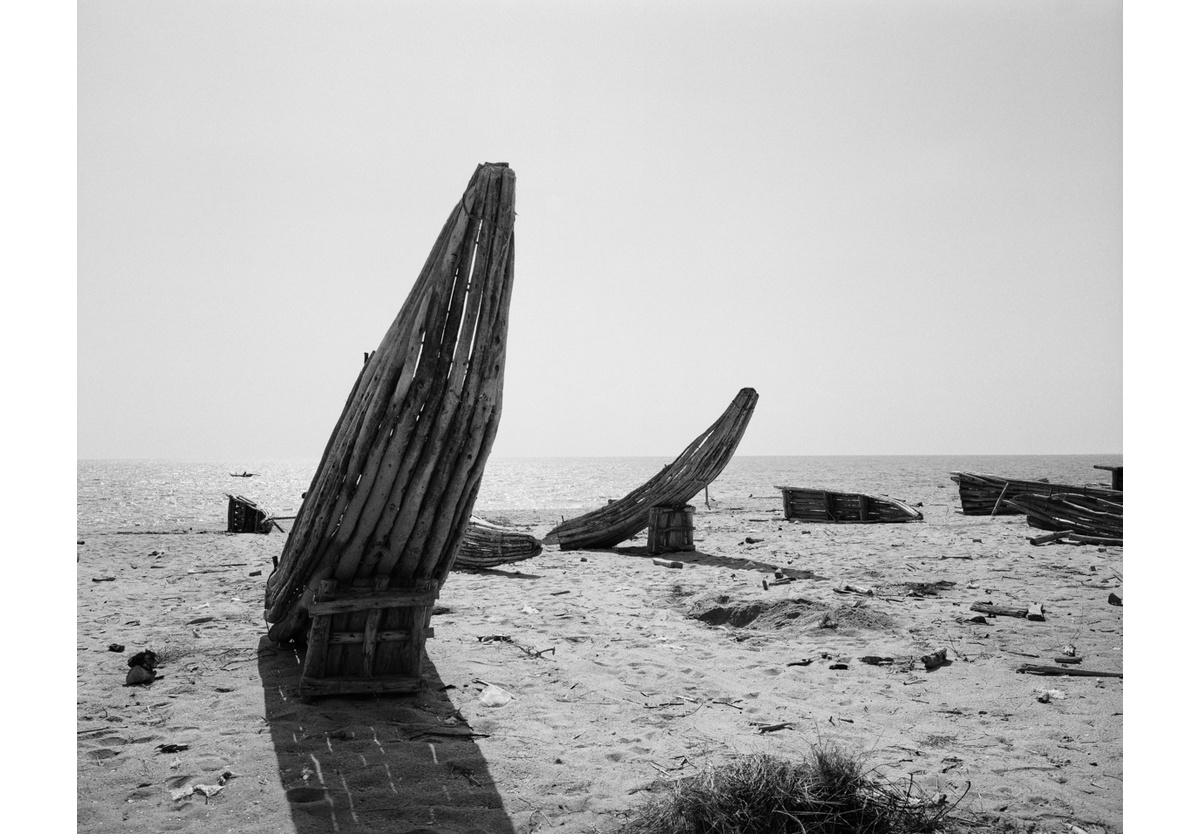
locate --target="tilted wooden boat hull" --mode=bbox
[950,471,1122,516]
[1003,492,1123,542]
[777,487,923,523]
[451,517,543,570]
[263,163,516,646]
[544,388,759,551]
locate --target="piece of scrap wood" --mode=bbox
[652,558,683,569]
[970,602,1032,619]
[1016,664,1122,678]
[756,722,793,733]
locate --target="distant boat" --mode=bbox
[776,487,923,523]
[950,471,1121,516]
[230,471,257,478]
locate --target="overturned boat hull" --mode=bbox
[950,471,1122,516]
[1003,492,1123,543]
[452,517,543,570]
[777,487,923,523]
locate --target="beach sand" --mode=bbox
[76,495,1123,833]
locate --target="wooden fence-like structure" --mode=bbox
[262,163,516,697]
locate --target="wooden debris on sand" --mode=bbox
[452,517,543,571]
[949,471,1121,516]
[543,388,759,551]
[776,487,923,523]
[1004,492,1123,544]
[261,163,517,697]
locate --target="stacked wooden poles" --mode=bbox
[264,163,516,643]
[451,517,544,571]
[544,388,758,551]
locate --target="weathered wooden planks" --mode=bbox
[776,487,923,523]
[950,471,1122,516]
[264,163,517,672]
[451,517,543,570]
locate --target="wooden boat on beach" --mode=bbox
[262,163,517,698]
[776,487,923,523]
[1003,492,1123,544]
[543,388,758,551]
[452,517,543,570]
[950,471,1122,516]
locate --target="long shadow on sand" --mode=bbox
[608,545,827,581]
[258,635,516,834]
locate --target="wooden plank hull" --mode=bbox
[264,163,516,652]
[1003,492,1123,542]
[543,388,758,551]
[452,517,543,570]
[950,471,1122,516]
[776,487,923,523]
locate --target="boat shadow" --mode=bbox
[257,635,516,833]
[606,545,826,581]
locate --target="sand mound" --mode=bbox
[685,591,897,634]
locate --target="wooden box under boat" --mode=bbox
[950,471,1122,516]
[298,577,439,701]
[647,505,695,554]
[777,487,923,523]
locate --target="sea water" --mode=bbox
[77,454,1122,535]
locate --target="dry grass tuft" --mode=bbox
[620,745,983,834]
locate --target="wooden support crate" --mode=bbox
[647,505,695,555]
[298,577,439,701]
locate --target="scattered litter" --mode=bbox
[478,684,513,708]
[921,648,948,670]
[1107,593,1122,606]
[1035,688,1067,703]
[125,650,159,686]
[860,656,894,666]
[477,635,513,643]
[107,643,125,653]
[92,577,116,583]
[156,743,189,754]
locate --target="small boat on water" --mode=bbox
[1003,492,1123,544]
[776,487,923,523]
[230,471,257,478]
[950,471,1121,516]
[452,517,543,570]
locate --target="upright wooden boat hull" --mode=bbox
[777,487,923,523]
[544,388,758,551]
[264,163,516,647]
[950,471,1122,516]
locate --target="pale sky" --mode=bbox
[77,0,1124,459]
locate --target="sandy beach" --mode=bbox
[76,490,1123,834]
